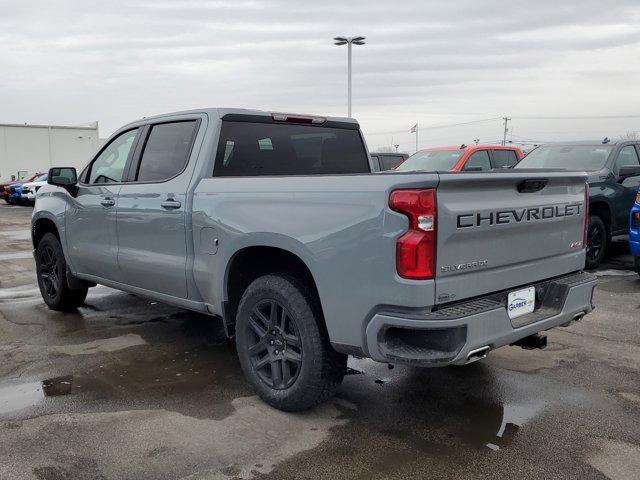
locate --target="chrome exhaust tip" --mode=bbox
[465,346,490,364]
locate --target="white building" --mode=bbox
[0,122,100,182]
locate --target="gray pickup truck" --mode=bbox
[32,108,596,411]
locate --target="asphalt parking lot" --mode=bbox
[0,203,639,480]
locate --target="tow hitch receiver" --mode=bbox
[511,333,547,350]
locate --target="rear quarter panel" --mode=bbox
[191,173,439,348]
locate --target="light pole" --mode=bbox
[334,36,365,117]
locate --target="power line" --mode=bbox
[512,114,640,120]
[364,117,502,136]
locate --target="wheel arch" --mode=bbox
[32,216,61,249]
[223,245,324,337]
[589,201,612,236]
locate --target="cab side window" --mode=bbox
[370,155,381,171]
[614,145,640,174]
[464,150,491,171]
[87,129,138,184]
[135,121,198,182]
[380,155,404,170]
[492,149,519,168]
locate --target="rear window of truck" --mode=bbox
[213,121,370,176]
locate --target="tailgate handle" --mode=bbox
[517,179,548,193]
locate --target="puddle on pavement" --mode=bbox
[0,376,73,415]
[0,341,251,420]
[480,400,546,450]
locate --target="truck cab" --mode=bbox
[397,145,524,173]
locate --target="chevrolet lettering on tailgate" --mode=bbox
[457,203,582,229]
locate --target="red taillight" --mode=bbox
[583,183,589,250]
[389,189,437,279]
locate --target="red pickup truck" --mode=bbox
[396,145,524,172]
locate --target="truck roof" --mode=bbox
[125,108,359,129]
[419,144,521,152]
[540,139,629,147]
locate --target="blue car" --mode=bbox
[7,182,25,204]
[631,191,640,276]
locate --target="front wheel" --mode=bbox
[585,215,608,270]
[235,274,347,411]
[36,233,88,311]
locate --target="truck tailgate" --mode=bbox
[435,170,587,304]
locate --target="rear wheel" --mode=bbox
[585,215,607,270]
[36,233,88,311]
[235,274,346,411]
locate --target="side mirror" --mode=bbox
[48,167,77,187]
[618,165,640,181]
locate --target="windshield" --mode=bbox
[396,150,464,171]
[515,145,613,171]
[35,174,48,182]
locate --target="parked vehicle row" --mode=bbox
[2,173,48,205]
[1,172,45,205]
[33,108,597,412]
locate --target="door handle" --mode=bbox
[100,198,115,207]
[161,199,181,209]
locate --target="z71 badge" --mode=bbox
[441,259,488,273]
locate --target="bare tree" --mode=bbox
[618,131,640,140]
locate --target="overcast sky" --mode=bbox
[2,0,640,152]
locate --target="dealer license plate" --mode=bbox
[507,287,535,319]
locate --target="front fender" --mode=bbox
[32,186,72,265]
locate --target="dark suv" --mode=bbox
[515,140,640,268]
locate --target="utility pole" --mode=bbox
[502,117,511,146]
[394,144,399,152]
[347,41,352,117]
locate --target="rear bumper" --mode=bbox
[364,271,597,366]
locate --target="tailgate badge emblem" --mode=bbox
[441,259,488,273]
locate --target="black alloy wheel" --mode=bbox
[586,221,605,264]
[36,232,88,311]
[245,299,303,390]
[38,244,61,300]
